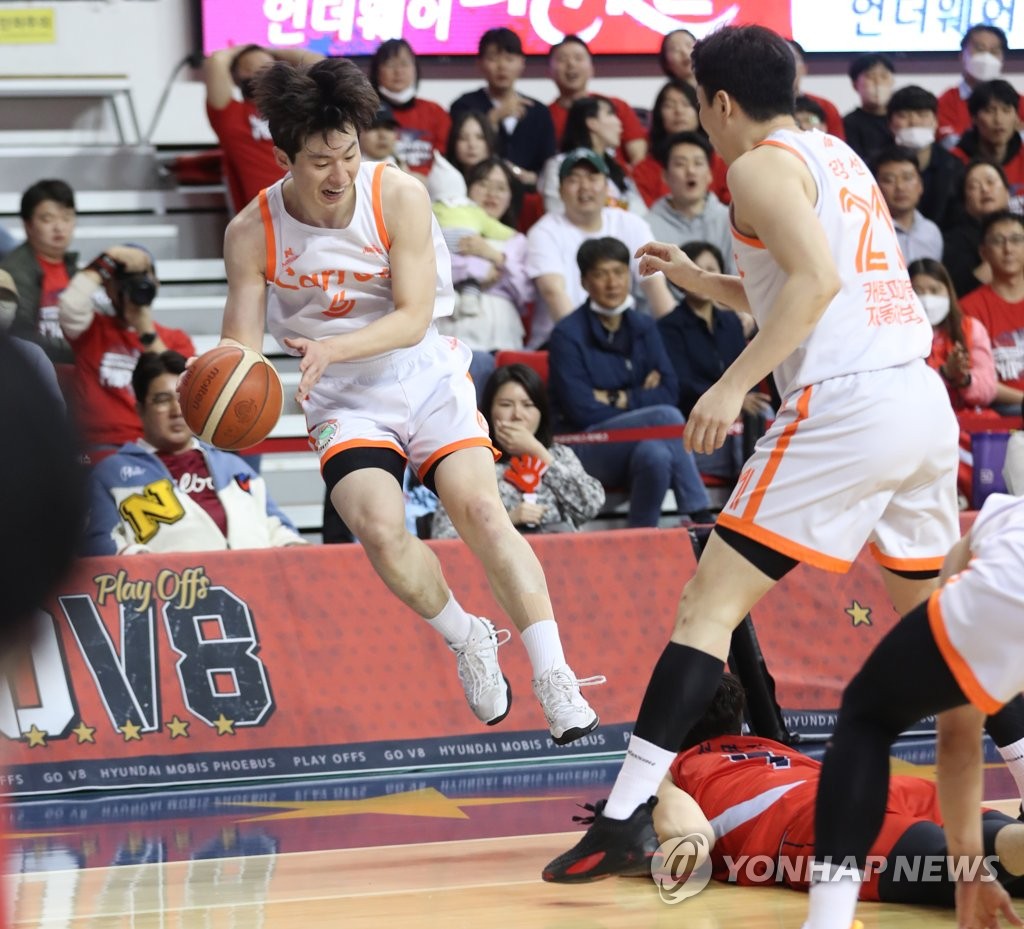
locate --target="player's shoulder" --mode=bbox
[378,163,430,206]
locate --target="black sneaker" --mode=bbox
[542,797,660,883]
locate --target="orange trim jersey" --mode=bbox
[259,162,454,363]
[732,129,932,400]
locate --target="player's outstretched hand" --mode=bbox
[685,381,745,455]
[636,241,702,291]
[956,874,1023,929]
[284,337,330,402]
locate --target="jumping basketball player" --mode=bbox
[544,23,966,880]
[213,58,601,744]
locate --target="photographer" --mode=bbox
[59,244,194,460]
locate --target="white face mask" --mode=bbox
[965,51,1003,83]
[0,298,16,330]
[918,293,951,326]
[894,125,936,150]
[378,85,416,106]
[590,294,635,317]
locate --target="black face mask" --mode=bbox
[238,78,256,101]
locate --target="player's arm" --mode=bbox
[637,243,750,312]
[653,773,715,850]
[220,204,269,351]
[202,49,239,111]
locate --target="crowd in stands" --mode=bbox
[3,21,1024,552]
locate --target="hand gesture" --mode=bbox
[944,343,972,386]
[685,381,746,454]
[283,336,331,402]
[494,420,546,458]
[955,871,1023,929]
[636,241,703,292]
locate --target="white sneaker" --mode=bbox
[450,616,512,726]
[533,665,605,745]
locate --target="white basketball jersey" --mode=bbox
[731,129,931,399]
[259,161,454,358]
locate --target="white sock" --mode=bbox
[426,593,473,646]
[602,734,678,820]
[520,620,565,677]
[998,737,1024,803]
[803,862,862,929]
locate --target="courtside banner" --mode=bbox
[3,531,694,796]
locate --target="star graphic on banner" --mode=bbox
[166,716,190,739]
[24,725,47,748]
[845,600,872,627]
[72,721,96,744]
[118,720,142,742]
[227,787,568,823]
[213,714,235,736]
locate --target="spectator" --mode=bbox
[647,132,735,286]
[787,39,844,139]
[937,23,1024,147]
[0,178,77,363]
[369,38,451,177]
[547,35,647,166]
[450,27,556,189]
[960,210,1024,412]
[0,268,62,407]
[842,53,895,161]
[658,29,697,86]
[57,244,194,457]
[432,363,605,538]
[526,149,675,348]
[872,147,943,263]
[445,110,499,185]
[548,237,714,527]
[887,85,965,229]
[203,44,323,213]
[0,226,16,260]
[358,102,402,166]
[793,95,827,132]
[539,96,646,216]
[83,351,304,555]
[953,80,1024,210]
[657,241,770,480]
[943,160,1011,297]
[909,257,997,412]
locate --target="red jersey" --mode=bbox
[549,96,647,170]
[206,99,285,213]
[961,285,1024,392]
[391,97,451,175]
[68,314,195,449]
[671,735,941,900]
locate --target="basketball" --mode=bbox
[179,345,283,451]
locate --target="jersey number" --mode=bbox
[839,185,904,274]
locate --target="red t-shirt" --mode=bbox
[391,97,451,175]
[157,447,228,536]
[68,314,195,448]
[548,95,647,170]
[36,255,70,343]
[938,85,1024,144]
[206,99,285,212]
[961,285,1024,390]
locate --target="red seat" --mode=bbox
[494,350,549,385]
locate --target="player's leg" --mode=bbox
[986,696,1024,816]
[432,446,601,744]
[329,452,511,726]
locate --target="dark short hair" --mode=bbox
[656,130,712,168]
[549,33,590,60]
[562,95,614,153]
[681,240,724,272]
[887,85,938,119]
[968,79,1020,117]
[680,672,746,751]
[20,179,75,222]
[962,23,1009,54]
[132,350,186,405]
[445,110,498,175]
[369,38,419,91]
[848,52,895,82]
[658,28,696,77]
[255,58,380,160]
[980,208,1024,241]
[481,363,553,454]
[466,157,524,226]
[577,236,630,276]
[693,25,795,122]
[907,258,965,345]
[229,44,266,83]
[650,79,702,156]
[479,27,522,57]
[871,145,922,178]
[794,95,826,124]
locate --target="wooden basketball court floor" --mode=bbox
[5,745,1020,929]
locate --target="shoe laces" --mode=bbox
[454,627,511,703]
[571,799,606,826]
[537,668,607,703]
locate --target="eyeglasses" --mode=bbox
[984,234,1024,247]
[148,392,179,408]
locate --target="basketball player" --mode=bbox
[211,58,601,744]
[543,23,964,881]
[805,495,1024,929]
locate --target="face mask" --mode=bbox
[918,293,950,326]
[379,85,416,106]
[0,298,16,330]
[590,294,635,317]
[894,125,936,150]
[965,51,1003,82]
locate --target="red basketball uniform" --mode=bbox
[670,734,942,900]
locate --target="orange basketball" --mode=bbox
[179,346,283,451]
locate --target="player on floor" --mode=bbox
[211,57,602,744]
[646,673,1024,907]
[543,23,964,881]
[806,495,1024,929]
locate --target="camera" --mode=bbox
[119,271,157,307]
